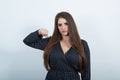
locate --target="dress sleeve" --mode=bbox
[23,30,51,50]
[81,40,91,80]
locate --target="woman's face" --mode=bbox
[57,18,69,36]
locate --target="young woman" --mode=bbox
[23,12,91,80]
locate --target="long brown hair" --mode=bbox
[44,12,87,72]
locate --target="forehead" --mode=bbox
[58,18,67,23]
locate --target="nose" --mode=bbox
[61,26,66,30]
[61,24,66,29]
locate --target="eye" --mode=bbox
[58,23,62,26]
[64,22,68,25]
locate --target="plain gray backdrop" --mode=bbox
[0,0,120,80]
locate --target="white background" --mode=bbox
[0,0,120,80]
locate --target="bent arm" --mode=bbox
[81,40,91,80]
[23,30,50,50]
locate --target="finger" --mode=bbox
[45,34,48,37]
[43,33,48,36]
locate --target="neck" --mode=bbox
[61,35,70,42]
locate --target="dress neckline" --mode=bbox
[59,41,72,55]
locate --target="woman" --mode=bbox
[23,12,90,80]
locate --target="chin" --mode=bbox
[62,33,69,36]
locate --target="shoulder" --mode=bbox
[81,39,88,46]
[81,39,90,55]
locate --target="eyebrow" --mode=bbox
[58,22,68,24]
[58,22,68,26]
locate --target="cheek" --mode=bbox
[65,26,69,31]
[58,27,62,32]
[58,26,63,29]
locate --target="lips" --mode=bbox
[62,31,67,33]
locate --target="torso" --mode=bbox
[60,40,72,55]
[46,42,80,80]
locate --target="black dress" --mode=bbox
[23,30,91,80]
